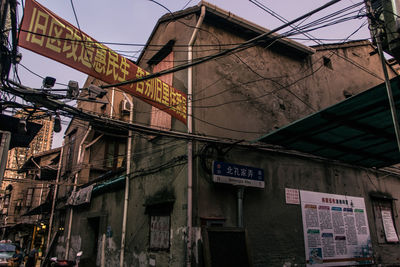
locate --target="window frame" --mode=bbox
[370,194,399,244]
[148,213,171,251]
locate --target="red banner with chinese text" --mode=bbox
[18,0,187,124]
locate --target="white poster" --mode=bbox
[381,210,399,243]
[286,188,300,205]
[300,190,373,266]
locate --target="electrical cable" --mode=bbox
[249,1,383,83]
[1,0,380,147]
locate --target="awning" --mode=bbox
[257,77,400,168]
[23,201,51,216]
[0,114,42,149]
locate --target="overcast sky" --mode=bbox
[13,0,371,147]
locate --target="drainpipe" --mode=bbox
[120,93,133,267]
[376,35,400,152]
[101,233,106,267]
[187,5,205,267]
[33,158,43,226]
[46,143,64,253]
[110,87,115,118]
[38,183,43,226]
[65,126,91,259]
[237,187,244,227]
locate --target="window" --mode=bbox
[25,188,34,207]
[149,215,170,250]
[371,194,399,243]
[150,51,173,131]
[323,56,333,69]
[145,188,175,251]
[66,132,76,172]
[15,199,22,213]
[104,137,126,170]
[3,195,10,208]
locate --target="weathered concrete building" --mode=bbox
[50,77,132,266]
[0,110,55,251]
[1,147,60,253]
[51,2,400,267]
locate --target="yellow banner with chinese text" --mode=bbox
[18,0,187,124]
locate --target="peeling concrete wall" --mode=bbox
[195,146,400,266]
[68,235,81,261]
[60,6,400,267]
[104,236,119,267]
[130,10,400,267]
[55,235,65,259]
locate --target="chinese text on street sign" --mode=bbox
[19,0,187,124]
[212,161,264,188]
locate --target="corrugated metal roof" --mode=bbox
[258,78,400,168]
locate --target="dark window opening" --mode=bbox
[323,56,333,69]
[86,217,100,267]
[202,227,251,267]
[25,188,34,207]
[66,132,76,172]
[147,40,175,66]
[104,137,126,171]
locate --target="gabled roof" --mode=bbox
[19,147,61,174]
[257,77,400,168]
[311,39,373,51]
[29,147,61,159]
[137,1,315,63]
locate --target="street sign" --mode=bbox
[212,161,264,188]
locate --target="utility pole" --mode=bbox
[0,0,9,81]
[0,0,9,43]
[365,0,400,151]
[376,35,400,152]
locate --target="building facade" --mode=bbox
[3,110,53,180]
[0,110,54,251]
[49,2,400,267]
[0,147,60,255]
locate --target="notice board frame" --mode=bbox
[202,227,252,267]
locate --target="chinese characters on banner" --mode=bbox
[300,190,373,266]
[18,0,187,124]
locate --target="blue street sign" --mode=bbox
[212,161,264,188]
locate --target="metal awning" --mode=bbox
[0,114,42,149]
[258,77,400,168]
[23,201,51,216]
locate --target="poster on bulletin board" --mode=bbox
[300,190,373,266]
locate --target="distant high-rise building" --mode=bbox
[3,109,54,186]
[0,109,55,246]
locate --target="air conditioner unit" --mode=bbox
[120,99,131,114]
